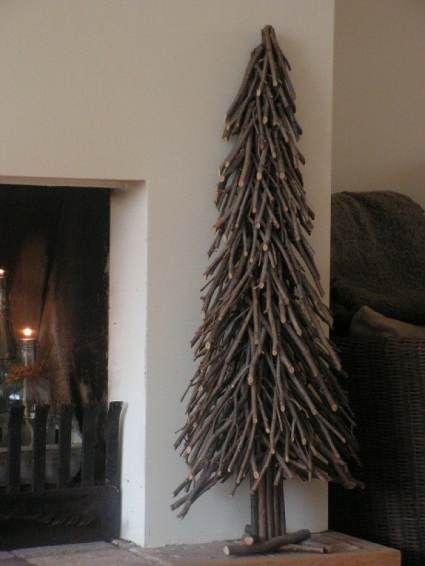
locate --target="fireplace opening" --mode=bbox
[0,185,110,415]
[0,178,145,550]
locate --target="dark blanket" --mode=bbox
[331,191,425,333]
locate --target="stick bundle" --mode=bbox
[223,529,311,556]
[173,25,359,521]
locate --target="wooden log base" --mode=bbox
[243,534,260,546]
[239,530,332,554]
[224,529,310,556]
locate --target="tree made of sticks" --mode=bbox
[173,25,359,555]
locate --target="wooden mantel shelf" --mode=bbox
[129,532,400,566]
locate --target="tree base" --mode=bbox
[223,529,311,556]
[223,475,331,556]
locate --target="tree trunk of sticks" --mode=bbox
[173,24,359,556]
[252,469,286,540]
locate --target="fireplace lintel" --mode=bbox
[0,176,143,191]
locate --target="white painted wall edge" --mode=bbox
[109,181,148,546]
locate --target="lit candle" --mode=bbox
[0,269,5,278]
[19,327,37,367]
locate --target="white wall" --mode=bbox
[333,0,425,206]
[0,0,335,547]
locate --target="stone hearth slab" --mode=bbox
[0,553,28,566]
[12,542,139,566]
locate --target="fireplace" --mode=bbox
[0,179,147,548]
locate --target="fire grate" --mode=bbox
[0,401,122,549]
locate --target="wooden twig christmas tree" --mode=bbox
[173,25,359,555]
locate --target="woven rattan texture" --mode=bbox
[329,337,425,566]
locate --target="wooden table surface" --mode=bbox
[127,532,401,566]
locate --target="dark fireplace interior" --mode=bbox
[0,186,110,411]
[0,186,119,550]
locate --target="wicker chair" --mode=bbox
[329,336,425,566]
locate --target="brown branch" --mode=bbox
[223,529,311,556]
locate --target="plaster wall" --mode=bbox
[0,0,335,546]
[333,0,425,206]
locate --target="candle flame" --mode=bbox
[0,269,5,277]
[22,327,34,338]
